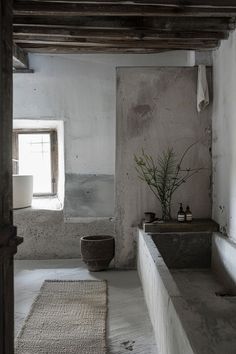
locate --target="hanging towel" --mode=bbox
[197,65,209,112]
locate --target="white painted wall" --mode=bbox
[13,51,194,177]
[212,31,236,240]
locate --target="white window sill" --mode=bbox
[31,196,62,210]
[13,196,63,212]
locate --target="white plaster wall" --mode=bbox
[13,51,194,176]
[13,55,115,175]
[212,31,236,240]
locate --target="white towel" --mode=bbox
[197,65,209,112]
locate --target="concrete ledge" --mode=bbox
[64,216,114,224]
[14,208,114,259]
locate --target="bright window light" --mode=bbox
[18,133,52,194]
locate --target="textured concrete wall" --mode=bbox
[212,232,236,293]
[151,233,211,269]
[14,208,114,259]
[64,174,114,218]
[116,67,212,268]
[212,31,236,241]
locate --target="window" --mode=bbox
[13,130,58,195]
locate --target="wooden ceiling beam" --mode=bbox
[13,1,235,52]
[13,27,229,41]
[15,38,220,49]
[17,43,220,54]
[16,45,170,54]
[13,16,236,32]
[13,2,236,17]
[13,0,236,6]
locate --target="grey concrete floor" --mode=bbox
[14,259,158,354]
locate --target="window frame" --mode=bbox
[13,129,58,196]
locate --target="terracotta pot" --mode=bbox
[80,235,115,272]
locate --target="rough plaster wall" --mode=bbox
[116,67,212,268]
[13,54,115,217]
[65,174,114,217]
[212,31,236,240]
[13,52,195,259]
[13,52,194,218]
[14,209,114,259]
[195,51,212,66]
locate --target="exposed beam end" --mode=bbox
[13,44,29,69]
[13,68,34,74]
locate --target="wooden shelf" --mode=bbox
[143,219,219,234]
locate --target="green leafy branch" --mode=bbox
[134,143,206,220]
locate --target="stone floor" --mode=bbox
[14,259,158,354]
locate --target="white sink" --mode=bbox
[13,175,33,209]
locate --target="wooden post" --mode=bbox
[0,1,22,353]
[0,0,13,227]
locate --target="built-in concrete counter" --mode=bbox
[138,228,236,354]
[143,219,219,234]
[144,219,219,269]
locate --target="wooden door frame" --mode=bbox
[0,1,22,353]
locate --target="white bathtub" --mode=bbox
[13,175,33,209]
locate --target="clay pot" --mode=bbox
[144,212,155,223]
[80,235,115,272]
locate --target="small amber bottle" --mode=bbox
[177,203,185,222]
[185,205,192,222]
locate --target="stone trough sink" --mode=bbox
[138,222,236,354]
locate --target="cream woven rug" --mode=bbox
[15,280,107,354]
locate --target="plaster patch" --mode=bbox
[64,173,114,218]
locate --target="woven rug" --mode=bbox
[15,280,107,354]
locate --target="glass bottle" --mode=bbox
[185,205,192,222]
[177,203,185,222]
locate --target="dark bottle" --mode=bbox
[177,203,185,222]
[185,205,192,222]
